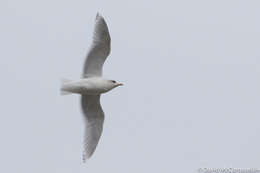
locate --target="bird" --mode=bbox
[60,13,123,161]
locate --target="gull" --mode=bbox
[60,13,123,161]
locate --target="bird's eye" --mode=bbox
[111,80,116,83]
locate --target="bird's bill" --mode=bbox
[117,83,124,86]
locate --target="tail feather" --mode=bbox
[60,78,73,95]
[60,90,72,95]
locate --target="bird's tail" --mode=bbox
[60,78,73,95]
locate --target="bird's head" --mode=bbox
[108,80,123,88]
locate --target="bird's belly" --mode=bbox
[81,86,109,95]
[63,83,109,95]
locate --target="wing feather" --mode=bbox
[81,95,104,160]
[83,13,111,78]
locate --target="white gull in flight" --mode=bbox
[61,13,123,161]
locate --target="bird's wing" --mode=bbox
[81,95,104,161]
[82,13,111,78]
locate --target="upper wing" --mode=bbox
[81,95,104,161]
[82,13,111,78]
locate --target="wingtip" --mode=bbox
[96,12,101,19]
[82,151,94,163]
[96,12,105,20]
[82,154,88,163]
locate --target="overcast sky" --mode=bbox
[0,0,259,172]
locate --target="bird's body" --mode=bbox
[61,77,122,95]
[60,13,122,161]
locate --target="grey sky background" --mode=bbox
[0,0,259,172]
